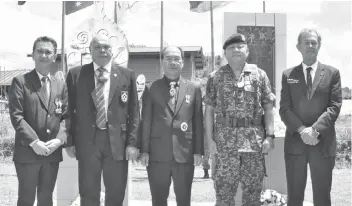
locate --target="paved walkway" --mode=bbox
[130,200,314,206]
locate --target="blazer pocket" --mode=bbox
[185,132,193,140]
[151,128,162,138]
[318,84,330,92]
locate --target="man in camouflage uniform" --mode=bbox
[204,33,275,206]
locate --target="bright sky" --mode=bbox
[0,0,351,87]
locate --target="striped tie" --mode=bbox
[41,76,49,107]
[95,67,108,129]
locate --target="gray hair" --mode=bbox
[297,28,322,45]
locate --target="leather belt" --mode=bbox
[215,116,262,127]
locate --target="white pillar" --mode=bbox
[123,161,132,206]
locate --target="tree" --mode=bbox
[342,87,351,99]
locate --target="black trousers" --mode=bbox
[285,146,335,206]
[147,160,195,206]
[15,162,59,206]
[78,129,128,206]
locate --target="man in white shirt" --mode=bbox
[280,28,342,206]
[8,36,68,206]
[66,34,140,206]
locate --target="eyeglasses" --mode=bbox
[164,57,182,63]
[93,44,112,51]
[34,49,54,56]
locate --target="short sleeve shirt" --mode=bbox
[203,63,274,152]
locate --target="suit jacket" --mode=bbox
[279,62,342,157]
[140,77,204,163]
[8,69,69,163]
[66,63,140,161]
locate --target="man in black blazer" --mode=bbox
[139,46,204,206]
[8,36,69,206]
[279,28,342,206]
[65,34,140,206]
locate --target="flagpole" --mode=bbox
[160,1,164,77]
[61,1,66,75]
[210,1,215,72]
[263,1,266,13]
[114,1,118,23]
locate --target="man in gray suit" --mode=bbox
[66,34,140,206]
[8,36,68,206]
[280,28,342,206]
[139,46,204,206]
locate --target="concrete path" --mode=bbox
[130,200,314,206]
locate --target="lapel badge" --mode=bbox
[237,81,245,88]
[121,124,127,131]
[169,88,176,97]
[121,91,128,103]
[185,94,190,104]
[54,98,63,114]
[114,73,117,77]
[180,122,188,132]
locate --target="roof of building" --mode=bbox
[129,46,203,54]
[0,69,31,85]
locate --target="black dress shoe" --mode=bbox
[203,169,209,179]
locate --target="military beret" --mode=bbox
[223,33,247,50]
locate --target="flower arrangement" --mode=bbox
[260,189,287,206]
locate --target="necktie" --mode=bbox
[95,67,108,129]
[306,67,313,99]
[169,81,178,107]
[41,76,49,107]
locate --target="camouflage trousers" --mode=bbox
[213,152,265,206]
[202,135,210,170]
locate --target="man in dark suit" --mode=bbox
[279,28,342,206]
[139,46,204,206]
[8,36,69,206]
[65,34,140,206]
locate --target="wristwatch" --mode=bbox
[266,134,275,139]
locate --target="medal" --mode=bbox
[180,122,188,132]
[54,98,62,114]
[185,95,190,104]
[121,124,127,131]
[121,91,128,103]
[237,81,244,88]
[170,88,176,97]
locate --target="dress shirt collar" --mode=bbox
[302,61,318,72]
[93,61,112,73]
[163,75,180,87]
[36,70,51,81]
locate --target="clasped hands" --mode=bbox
[298,126,320,146]
[31,139,63,156]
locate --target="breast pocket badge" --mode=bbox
[185,94,190,104]
[121,91,128,103]
[180,122,188,132]
[54,98,62,115]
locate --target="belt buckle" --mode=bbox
[227,118,233,126]
[244,118,248,127]
[232,118,237,127]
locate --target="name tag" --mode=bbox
[287,78,299,84]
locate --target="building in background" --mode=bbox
[22,46,204,83]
